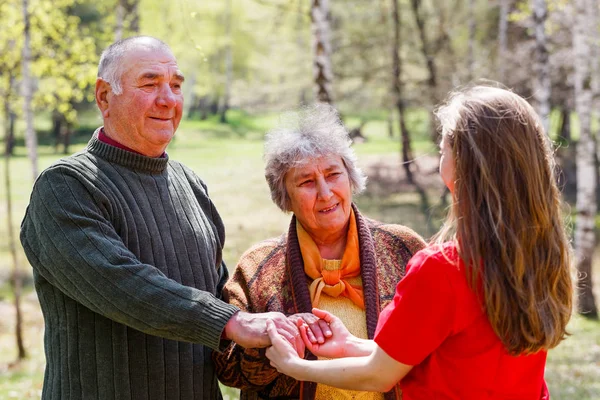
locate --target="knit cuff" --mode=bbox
[198,299,240,351]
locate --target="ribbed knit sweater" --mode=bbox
[20,129,239,400]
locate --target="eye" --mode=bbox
[299,180,313,186]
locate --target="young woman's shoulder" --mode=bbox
[409,242,460,272]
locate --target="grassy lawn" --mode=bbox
[0,111,598,399]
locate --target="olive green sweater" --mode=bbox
[20,129,239,400]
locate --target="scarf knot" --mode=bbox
[298,209,365,309]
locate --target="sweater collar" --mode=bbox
[87,127,169,174]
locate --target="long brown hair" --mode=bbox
[434,85,573,355]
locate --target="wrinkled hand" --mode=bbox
[265,319,303,378]
[298,308,356,359]
[224,311,304,356]
[287,313,332,344]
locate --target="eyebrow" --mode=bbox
[294,164,342,180]
[138,72,185,82]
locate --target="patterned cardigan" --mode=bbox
[214,204,426,400]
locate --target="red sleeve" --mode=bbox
[374,248,456,366]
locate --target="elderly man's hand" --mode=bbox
[287,313,332,344]
[224,311,304,356]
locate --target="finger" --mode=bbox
[318,319,332,338]
[276,328,296,345]
[296,318,318,343]
[299,324,318,354]
[267,321,294,352]
[294,332,305,358]
[266,320,278,343]
[312,308,335,323]
[307,322,325,344]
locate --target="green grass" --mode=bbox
[0,110,599,399]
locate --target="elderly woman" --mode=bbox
[213,104,426,399]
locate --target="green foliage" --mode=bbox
[0,0,100,125]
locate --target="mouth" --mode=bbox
[149,117,172,122]
[319,203,339,213]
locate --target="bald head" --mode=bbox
[98,36,173,95]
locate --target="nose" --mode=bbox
[156,84,177,108]
[316,178,333,201]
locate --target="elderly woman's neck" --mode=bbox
[312,233,348,259]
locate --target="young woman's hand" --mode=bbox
[265,319,304,378]
[297,308,372,359]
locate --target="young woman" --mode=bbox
[265,86,573,400]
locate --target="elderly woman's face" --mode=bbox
[285,155,353,241]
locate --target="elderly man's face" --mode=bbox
[103,46,184,157]
[285,155,353,243]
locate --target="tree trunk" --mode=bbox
[220,0,233,124]
[391,0,430,218]
[467,0,476,81]
[559,106,571,142]
[4,72,16,156]
[533,0,551,135]
[22,0,38,181]
[115,0,139,40]
[115,0,124,41]
[497,0,509,83]
[4,78,27,361]
[573,0,598,319]
[409,0,439,143]
[311,0,334,103]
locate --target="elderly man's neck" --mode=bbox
[99,128,167,158]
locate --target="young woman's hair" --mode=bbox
[434,85,573,355]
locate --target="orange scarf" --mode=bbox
[297,209,365,309]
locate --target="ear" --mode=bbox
[95,78,111,118]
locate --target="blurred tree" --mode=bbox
[115,0,140,40]
[573,0,598,319]
[0,0,99,156]
[533,0,551,134]
[22,0,38,180]
[3,39,26,361]
[311,0,334,103]
[497,0,510,82]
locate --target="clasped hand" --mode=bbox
[224,310,335,357]
[266,308,355,374]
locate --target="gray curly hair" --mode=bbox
[264,103,367,212]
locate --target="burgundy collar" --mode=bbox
[98,128,166,158]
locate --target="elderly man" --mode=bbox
[20,36,304,400]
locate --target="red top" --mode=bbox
[374,242,550,400]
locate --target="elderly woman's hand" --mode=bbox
[287,313,332,344]
[297,308,374,359]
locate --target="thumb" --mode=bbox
[266,320,278,342]
[312,307,334,323]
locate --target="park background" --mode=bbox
[1,0,600,398]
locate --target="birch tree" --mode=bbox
[467,0,476,80]
[311,0,334,103]
[21,0,38,181]
[498,0,510,82]
[391,0,430,218]
[4,79,26,360]
[533,0,551,134]
[573,0,598,319]
[116,0,140,40]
